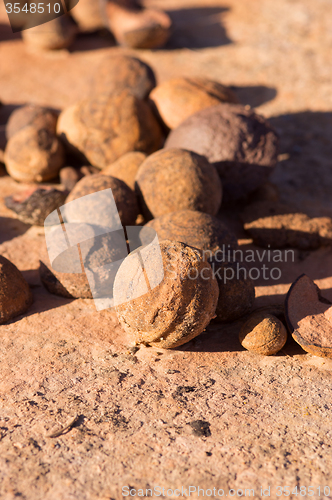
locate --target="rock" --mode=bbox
[142,210,238,258]
[4,125,65,183]
[135,148,222,219]
[0,255,32,324]
[165,103,279,203]
[285,274,332,358]
[239,312,287,355]
[90,54,156,100]
[101,151,146,190]
[150,77,238,129]
[22,15,77,51]
[5,187,67,226]
[65,174,139,227]
[70,0,107,32]
[57,90,163,169]
[105,1,171,50]
[113,240,219,349]
[6,105,58,140]
[242,201,332,249]
[40,222,126,299]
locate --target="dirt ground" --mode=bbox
[1,0,332,498]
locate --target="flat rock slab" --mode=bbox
[1,0,332,497]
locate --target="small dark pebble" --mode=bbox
[189,420,211,437]
[5,188,67,226]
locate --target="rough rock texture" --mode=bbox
[6,105,58,140]
[285,274,332,358]
[135,148,222,219]
[143,210,238,257]
[150,77,238,129]
[165,103,279,202]
[40,223,126,299]
[242,201,332,249]
[239,312,287,355]
[5,187,67,226]
[2,0,332,496]
[114,240,219,348]
[90,54,156,100]
[57,90,163,169]
[213,260,255,323]
[4,125,65,183]
[65,174,139,227]
[0,255,32,324]
[101,151,146,190]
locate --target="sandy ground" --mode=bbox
[1,0,332,498]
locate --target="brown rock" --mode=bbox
[6,105,58,140]
[212,260,255,323]
[165,103,279,203]
[5,187,67,226]
[113,240,219,349]
[4,125,65,183]
[22,16,77,51]
[102,151,146,190]
[105,2,171,50]
[135,148,222,219]
[57,90,163,169]
[242,201,332,249]
[239,312,287,355]
[65,174,139,227]
[285,274,332,358]
[142,210,238,257]
[90,55,156,100]
[150,77,238,129]
[40,223,126,299]
[0,255,32,324]
[39,254,92,299]
[70,0,106,32]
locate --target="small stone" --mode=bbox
[285,274,332,358]
[4,125,65,183]
[22,15,77,51]
[90,54,156,100]
[57,90,163,169]
[5,187,67,226]
[113,240,219,349]
[0,255,33,324]
[150,77,238,129]
[165,103,279,203]
[135,148,222,219]
[102,151,146,190]
[40,224,125,299]
[242,201,332,249]
[70,0,107,32]
[65,174,139,227]
[6,105,58,140]
[189,420,211,437]
[239,312,287,355]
